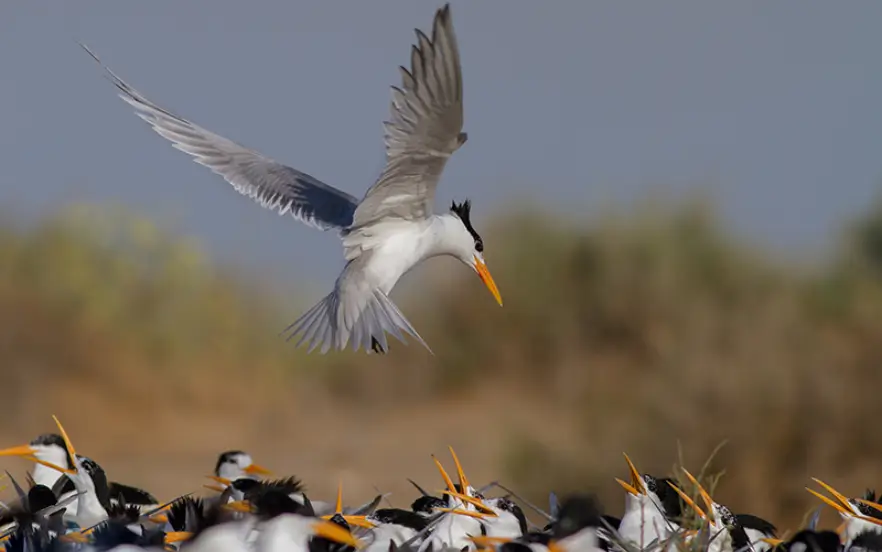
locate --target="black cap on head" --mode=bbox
[215,450,247,475]
[450,199,483,252]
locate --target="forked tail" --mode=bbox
[280,289,432,355]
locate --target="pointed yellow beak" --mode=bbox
[0,444,37,458]
[436,507,493,519]
[244,463,271,476]
[449,446,470,492]
[667,481,709,521]
[474,256,503,306]
[616,453,646,496]
[806,478,882,526]
[439,490,497,516]
[681,468,716,524]
[206,475,232,486]
[432,455,458,495]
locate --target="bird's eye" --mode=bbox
[475,239,484,252]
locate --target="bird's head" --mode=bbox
[449,199,502,307]
[0,433,74,474]
[214,450,271,481]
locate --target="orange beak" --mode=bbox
[243,463,271,476]
[474,256,503,306]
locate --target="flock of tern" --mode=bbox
[0,416,877,552]
[11,2,871,552]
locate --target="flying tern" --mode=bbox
[82,3,502,355]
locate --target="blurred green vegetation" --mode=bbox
[3,196,882,530]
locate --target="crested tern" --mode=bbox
[81,3,502,355]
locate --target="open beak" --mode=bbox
[26,416,79,476]
[0,444,37,459]
[681,469,716,524]
[449,447,471,492]
[805,478,882,526]
[437,508,493,520]
[667,481,709,522]
[312,520,362,548]
[439,490,497,516]
[474,256,503,307]
[244,463,271,476]
[432,455,458,495]
[616,453,646,496]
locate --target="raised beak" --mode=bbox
[150,514,170,524]
[436,507,493,519]
[806,479,882,527]
[439,490,498,516]
[806,487,852,517]
[26,416,78,476]
[312,520,362,548]
[243,463,271,476]
[681,469,716,524]
[667,481,709,521]
[619,453,646,496]
[473,256,503,307]
[449,447,471,492]
[807,478,855,517]
[432,455,458,495]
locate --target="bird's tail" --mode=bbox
[280,289,432,355]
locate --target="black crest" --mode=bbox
[450,199,483,252]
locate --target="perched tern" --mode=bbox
[615,453,683,548]
[806,478,882,549]
[82,3,502,355]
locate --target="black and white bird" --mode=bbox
[614,453,683,549]
[0,423,157,523]
[807,479,882,549]
[81,2,503,356]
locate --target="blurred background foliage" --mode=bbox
[2,196,882,533]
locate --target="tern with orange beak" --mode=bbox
[669,467,780,552]
[81,2,502,355]
[806,478,882,548]
[615,453,683,549]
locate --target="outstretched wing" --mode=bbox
[351,4,466,227]
[82,44,359,232]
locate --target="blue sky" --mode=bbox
[2,1,881,285]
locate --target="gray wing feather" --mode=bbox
[352,4,465,227]
[81,44,359,231]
